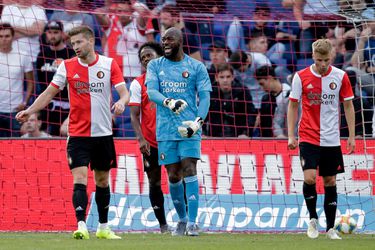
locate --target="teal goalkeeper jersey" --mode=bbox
[146,54,212,141]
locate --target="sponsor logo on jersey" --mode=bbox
[160,80,187,93]
[97,71,105,79]
[182,71,190,78]
[307,91,335,105]
[75,81,105,94]
[329,82,337,90]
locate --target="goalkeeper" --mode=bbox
[146,27,211,236]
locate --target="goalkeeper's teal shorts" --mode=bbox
[158,140,201,165]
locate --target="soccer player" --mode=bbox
[16,25,129,240]
[146,27,212,236]
[287,39,355,240]
[128,41,170,233]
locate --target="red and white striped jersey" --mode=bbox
[289,65,354,146]
[51,54,125,137]
[128,73,157,148]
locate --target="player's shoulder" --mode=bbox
[296,66,312,78]
[185,54,205,67]
[98,54,114,64]
[133,73,146,86]
[64,56,78,65]
[329,65,346,77]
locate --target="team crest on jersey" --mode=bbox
[182,71,189,78]
[97,71,105,79]
[160,153,165,160]
[329,82,337,90]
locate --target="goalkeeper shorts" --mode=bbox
[158,140,201,165]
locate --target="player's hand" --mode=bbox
[139,137,150,156]
[288,136,298,150]
[163,98,188,115]
[178,117,203,138]
[347,136,356,154]
[15,103,26,112]
[15,110,31,123]
[112,101,125,115]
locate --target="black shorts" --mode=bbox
[67,135,117,171]
[299,142,344,177]
[143,146,160,172]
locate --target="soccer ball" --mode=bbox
[334,215,357,234]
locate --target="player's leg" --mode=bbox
[320,146,344,240]
[67,136,91,239]
[144,146,169,233]
[91,135,121,239]
[179,140,201,236]
[299,142,320,238]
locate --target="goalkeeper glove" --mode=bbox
[163,98,188,115]
[178,117,204,138]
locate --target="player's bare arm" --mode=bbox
[343,100,356,154]
[130,106,150,155]
[16,85,60,123]
[112,84,130,115]
[287,101,299,150]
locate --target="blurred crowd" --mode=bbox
[0,0,374,138]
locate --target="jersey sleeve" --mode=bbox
[339,72,354,102]
[50,61,67,90]
[145,59,159,91]
[110,59,125,87]
[128,78,142,106]
[289,73,302,102]
[23,54,33,73]
[196,63,212,92]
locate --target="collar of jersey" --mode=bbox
[78,53,99,67]
[309,65,332,78]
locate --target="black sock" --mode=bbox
[324,186,337,231]
[149,186,167,226]
[95,185,110,224]
[303,182,318,219]
[73,184,88,223]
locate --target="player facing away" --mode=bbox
[16,26,129,240]
[146,27,212,236]
[129,41,170,233]
[287,39,355,240]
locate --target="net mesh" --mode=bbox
[0,0,374,233]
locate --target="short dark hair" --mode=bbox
[138,42,163,61]
[255,65,276,80]
[0,22,15,36]
[229,50,248,70]
[216,63,234,75]
[68,25,94,39]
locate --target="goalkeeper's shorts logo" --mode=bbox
[182,71,190,78]
[160,153,165,160]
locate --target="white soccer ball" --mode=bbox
[334,215,357,234]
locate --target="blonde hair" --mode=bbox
[312,39,332,56]
[68,25,94,39]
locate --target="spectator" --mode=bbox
[255,65,291,138]
[293,0,340,58]
[229,50,266,110]
[50,0,100,51]
[36,20,75,136]
[206,40,231,84]
[205,63,256,137]
[148,4,202,61]
[0,23,34,137]
[1,1,47,62]
[95,1,149,81]
[20,112,51,138]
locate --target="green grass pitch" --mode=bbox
[0,233,374,250]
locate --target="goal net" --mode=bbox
[0,0,374,233]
